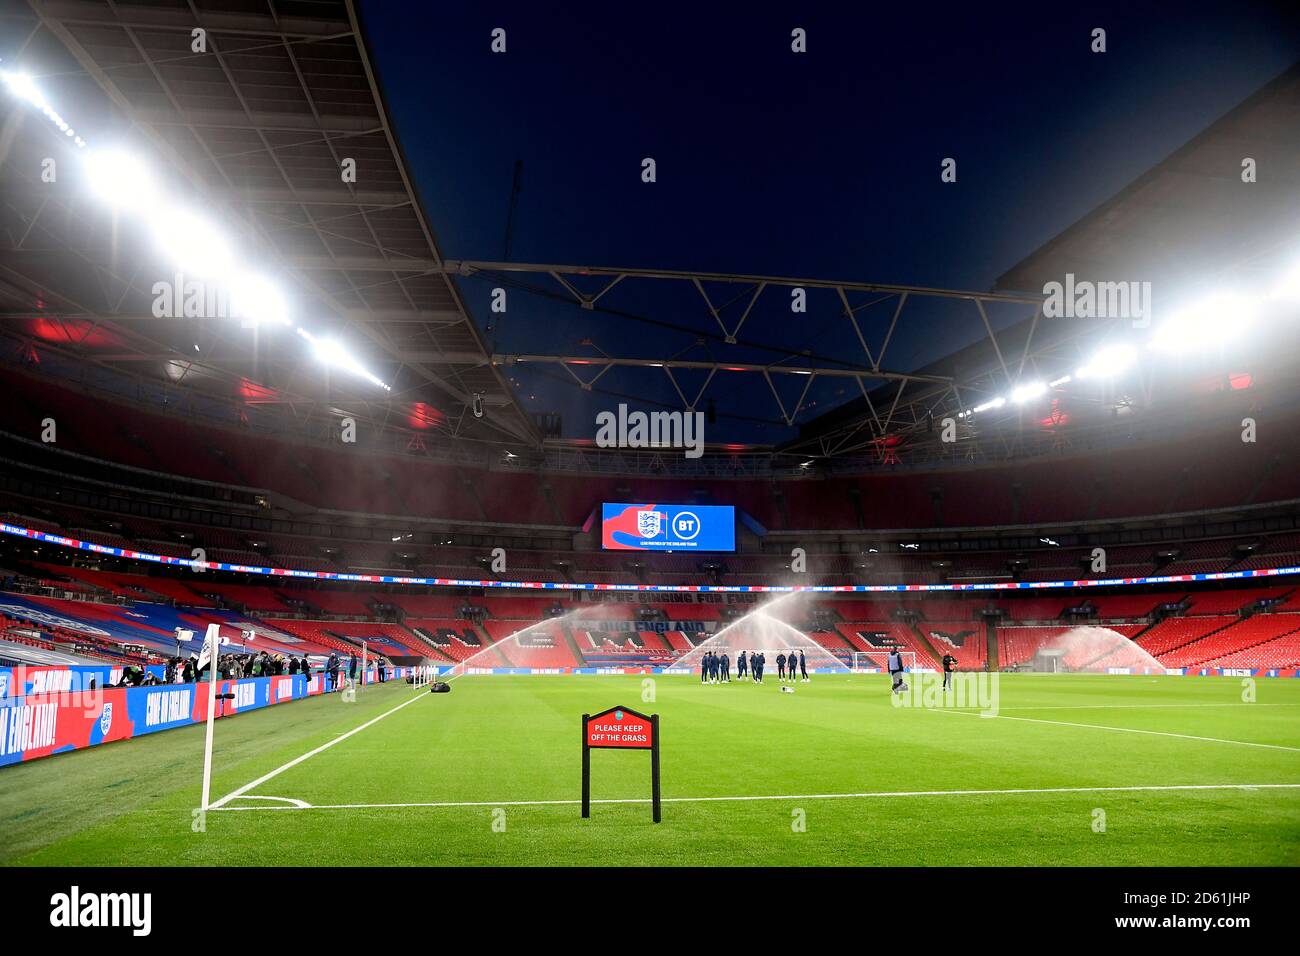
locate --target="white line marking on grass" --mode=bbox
[224,795,314,808]
[936,709,1300,752]
[206,782,1300,813]
[209,688,429,810]
[978,702,1300,712]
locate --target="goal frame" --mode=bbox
[852,650,916,673]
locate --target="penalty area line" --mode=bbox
[959,702,1300,712]
[934,708,1300,752]
[208,782,1300,813]
[208,686,431,810]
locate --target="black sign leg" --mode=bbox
[581,713,591,818]
[651,714,661,823]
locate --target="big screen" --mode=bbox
[601,503,736,551]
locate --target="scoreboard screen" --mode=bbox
[601,503,735,552]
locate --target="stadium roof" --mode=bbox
[792,58,1300,465]
[995,61,1300,295]
[0,0,536,445]
[1,4,1296,477]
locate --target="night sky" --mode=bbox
[358,1,1300,444]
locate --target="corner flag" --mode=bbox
[199,622,222,812]
[197,629,215,674]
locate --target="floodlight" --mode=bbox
[1150,292,1259,352]
[1076,343,1137,379]
[152,207,234,278]
[229,273,290,327]
[1,71,44,109]
[1271,261,1300,302]
[298,328,391,390]
[83,149,160,212]
[1010,381,1047,404]
[971,396,1006,415]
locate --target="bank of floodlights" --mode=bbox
[1,69,391,391]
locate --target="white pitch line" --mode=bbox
[966,702,1300,712]
[231,795,313,808]
[208,782,1300,813]
[936,708,1300,752]
[209,687,430,810]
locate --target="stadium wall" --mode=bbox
[0,663,166,697]
[0,667,411,767]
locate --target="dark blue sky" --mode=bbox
[359,1,1300,443]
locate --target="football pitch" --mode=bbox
[2,673,1298,866]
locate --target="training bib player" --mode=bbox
[888,648,906,694]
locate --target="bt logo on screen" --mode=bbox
[671,512,700,540]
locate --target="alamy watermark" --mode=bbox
[595,403,705,459]
[1043,273,1152,328]
[890,671,999,716]
[0,666,106,767]
[151,274,280,328]
[49,886,151,936]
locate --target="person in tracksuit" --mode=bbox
[700,650,710,683]
[941,652,957,690]
[754,652,765,683]
[776,652,787,682]
[799,649,809,682]
[720,652,730,682]
[737,650,747,681]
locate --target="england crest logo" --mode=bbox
[0,673,9,697]
[99,702,114,735]
[636,510,663,539]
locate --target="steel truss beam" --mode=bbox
[5,7,1151,472]
[452,260,1068,458]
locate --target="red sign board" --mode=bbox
[585,705,654,749]
[582,705,661,822]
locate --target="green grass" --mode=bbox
[2,673,1298,866]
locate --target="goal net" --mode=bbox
[852,650,916,673]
